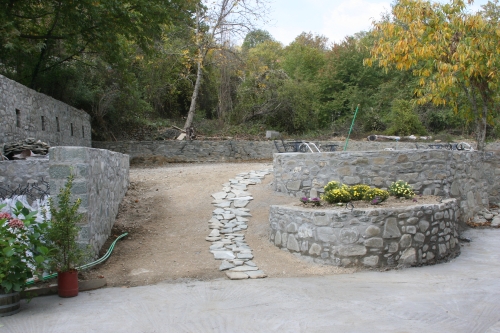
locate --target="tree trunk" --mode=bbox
[183,59,203,131]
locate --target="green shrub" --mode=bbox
[321,188,352,203]
[389,180,415,199]
[386,99,427,136]
[362,188,389,202]
[348,184,371,201]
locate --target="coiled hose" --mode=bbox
[25,232,128,286]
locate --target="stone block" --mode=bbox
[363,256,379,267]
[364,225,380,237]
[313,215,330,226]
[287,234,300,252]
[399,248,416,266]
[287,180,301,191]
[309,243,322,256]
[399,234,412,248]
[383,218,401,238]
[364,237,383,248]
[316,227,337,242]
[339,228,359,244]
[337,245,367,257]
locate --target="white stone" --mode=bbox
[209,229,220,237]
[219,260,235,271]
[205,236,221,242]
[212,192,227,200]
[229,265,258,272]
[246,270,267,279]
[233,200,250,208]
[213,251,235,260]
[225,271,249,280]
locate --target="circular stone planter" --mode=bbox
[269,198,460,269]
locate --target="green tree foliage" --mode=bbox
[242,29,274,51]
[366,0,500,150]
[0,0,194,89]
[386,99,427,136]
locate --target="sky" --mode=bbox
[264,0,491,46]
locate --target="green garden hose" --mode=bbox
[25,232,128,286]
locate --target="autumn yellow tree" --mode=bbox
[365,0,500,150]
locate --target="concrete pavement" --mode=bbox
[1,228,500,333]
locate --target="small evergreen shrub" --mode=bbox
[362,188,389,202]
[389,180,415,199]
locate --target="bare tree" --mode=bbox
[183,0,269,132]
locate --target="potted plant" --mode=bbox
[46,174,89,298]
[0,202,50,316]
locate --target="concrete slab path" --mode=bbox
[1,228,499,332]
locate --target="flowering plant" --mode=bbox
[322,188,352,203]
[300,197,321,206]
[0,202,50,293]
[362,188,390,202]
[389,180,415,199]
[348,184,371,200]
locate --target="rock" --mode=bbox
[363,256,379,267]
[309,243,322,256]
[205,236,221,242]
[212,192,227,200]
[365,225,381,237]
[209,229,220,237]
[337,245,367,257]
[492,217,500,227]
[232,260,244,266]
[399,248,416,266]
[237,253,254,259]
[229,265,258,272]
[383,218,402,238]
[233,200,250,208]
[399,234,412,248]
[225,271,249,280]
[214,201,231,208]
[245,261,257,267]
[246,270,267,279]
[213,251,235,260]
[219,260,235,271]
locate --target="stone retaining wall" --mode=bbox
[0,159,49,192]
[0,74,91,147]
[269,199,460,268]
[483,150,500,206]
[49,147,129,256]
[273,150,491,225]
[92,140,424,163]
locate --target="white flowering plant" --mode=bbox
[389,180,415,199]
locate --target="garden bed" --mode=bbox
[269,198,461,269]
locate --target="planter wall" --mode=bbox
[273,150,496,226]
[269,199,460,269]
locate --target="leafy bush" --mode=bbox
[348,184,371,200]
[321,188,352,203]
[389,180,415,199]
[362,188,390,202]
[386,99,427,136]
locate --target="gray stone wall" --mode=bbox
[92,140,425,163]
[49,147,129,256]
[273,150,491,225]
[483,151,500,206]
[269,199,460,268]
[0,74,91,147]
[0,159,49,192]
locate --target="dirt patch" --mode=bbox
[82,163,354,287]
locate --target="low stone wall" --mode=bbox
[483,151,500,206]
[92,140,425,163]
[49,147,129,256]
[269,199,460,268]
[0,159,49,192]
[273,150,491,225]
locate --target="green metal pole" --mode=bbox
[344,104,360,151]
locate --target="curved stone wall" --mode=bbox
[273,149,494,225]
[269,199,460,268]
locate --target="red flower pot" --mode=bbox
[57,270,79,298]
